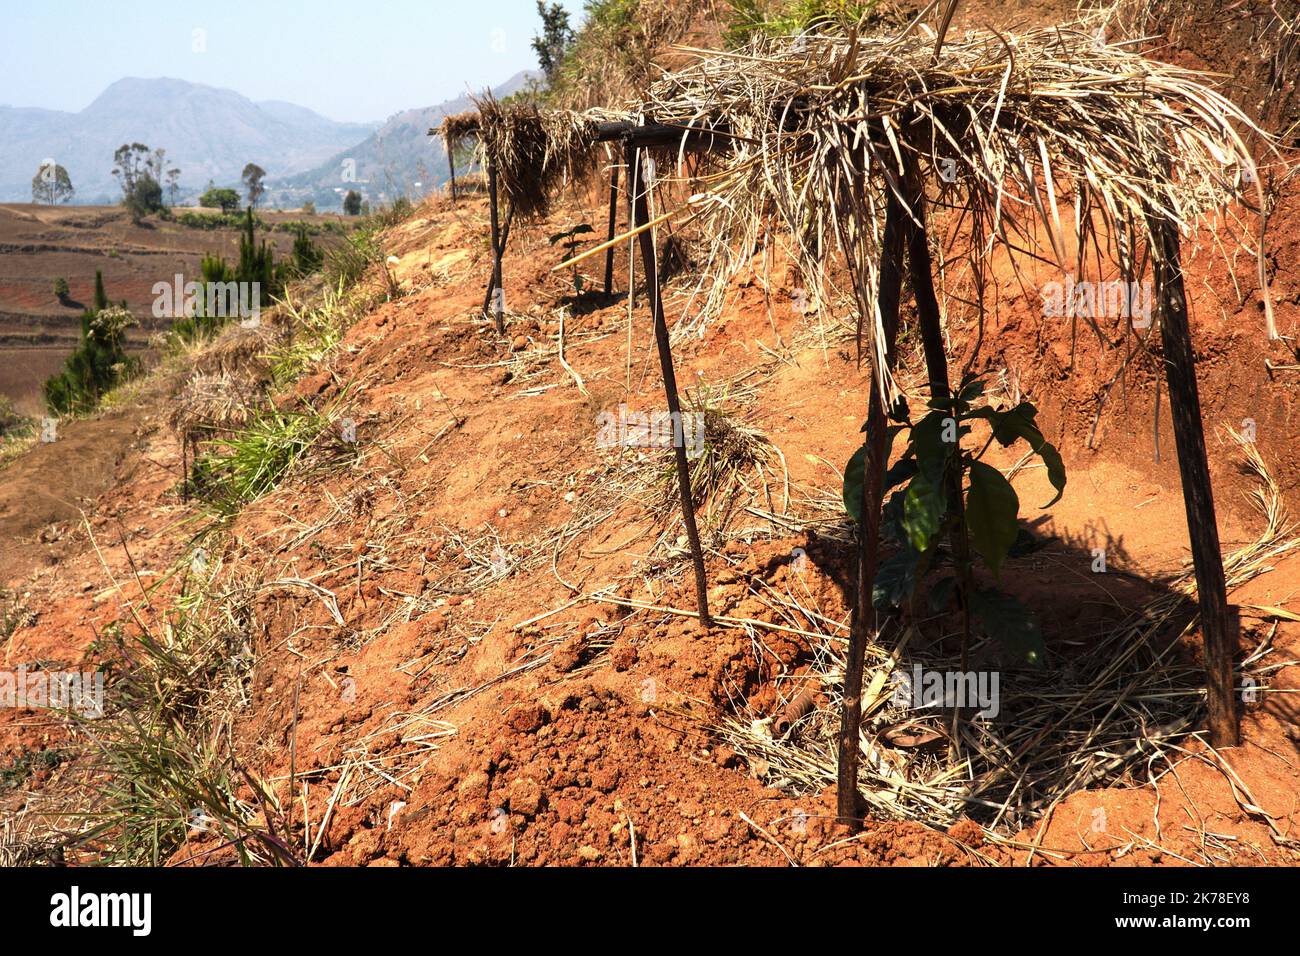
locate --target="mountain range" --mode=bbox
[0,77,378,204]
[0,72,537,208]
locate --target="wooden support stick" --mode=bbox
[836,188,907,826]
[904,165,952,402]
[629,147,711,628]
[482,204,513,317]
[1151,214,1239,747]
[486,161,505,335]
[905,164,976,756]
[626,143,637,311]
[447,145,457,202]
[604,162,620,296]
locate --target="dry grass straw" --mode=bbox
[698,432,1299,835]
[472,96,602,220]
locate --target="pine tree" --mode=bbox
[93,270,108,311]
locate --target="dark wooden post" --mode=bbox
[624,143,637,310]
[447,144,458,202]
[628,143,711,627]
[1151,215,1239,747]
[904,163,976,695]
[486,160,506,335]
[482,204,514,317]
[604,162,621,296]
[907,210,951,400]
[837,189,907,824]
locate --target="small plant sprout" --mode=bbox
[843,371,1067,666]
[383,254,401,299]
[548,222,594,293]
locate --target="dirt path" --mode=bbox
[0,373,178,586]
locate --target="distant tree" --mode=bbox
[531,1,576,84]
[32,161,75,204]
[53,277,70,302]
[165,167,181,207]
[113,143,166,221]
[301,200,316,215]
[199,187,241,213]
[93,270,108,312]
[343,190,362,216]
[125,177,164,222]
[241,163,267,208]
[111,143,150,194]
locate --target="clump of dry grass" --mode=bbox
[169,371,264,442]
[191,320,281,378]
[676,384,781,532]
[1087,0,1299,143]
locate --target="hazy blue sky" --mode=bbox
[1,0,584,122]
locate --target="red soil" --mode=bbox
[1,164,1298,865]
[3,1,1299,868]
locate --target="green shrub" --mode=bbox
[724,0,876,46]
[190,401,353,515]
[0,396,30,439]
[843,372,1066,665]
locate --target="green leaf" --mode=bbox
[969,587,1046,666]
[881,489,906,542]
[842,446,865,523]
[888,395,911,424]
[883,457,918,492]
[844,432,911,523]
[927,575,958,612]
[975,403,1067,507]
[908,410,954,487]
[1034,440,1067,508]
[902,471,945,553]
[965,460,1020,578]
[958,375,987,402]
[873,546,920,608]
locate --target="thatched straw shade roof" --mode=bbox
[436,110,481,150]
[636,26,1276,365]
[470,97,604,220]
